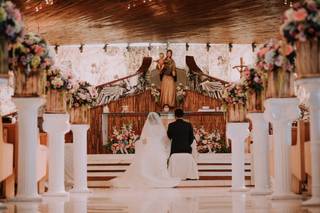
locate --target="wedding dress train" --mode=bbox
[110,112,181,188]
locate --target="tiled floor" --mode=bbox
[1,188,319,213]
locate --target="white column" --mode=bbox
[11,97,44,201]
[43,114,70,197]
[247,113,271,195]
[264,98,300,200]
[296,78,320,206]
[227,122,250,192]
[70,124,90,193]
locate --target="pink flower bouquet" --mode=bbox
[0,1,23,42]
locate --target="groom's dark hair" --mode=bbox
[175,108,184,118]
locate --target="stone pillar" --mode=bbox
[227,122,250,192]
[70,124,90,193]
[297,78,320,206]
[264,98,300,200]
[12,97,44,201]
[247,113,271,195]
[43,114,70,196]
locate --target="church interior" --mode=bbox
[0,0,320,212]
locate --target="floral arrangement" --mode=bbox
[8,33,53,75]
[221,83,247,105]
[256,39,296,73]
[176,83,188,106]
[281,0,320,44]
[0,1,23,42]
[46,67,68,90]
[67,80,98,108]
[241,67,264,93]
[194,127,229,153]
[150,83,160,103]
[107,123,140,154]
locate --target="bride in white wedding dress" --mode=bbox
[110,112,181,188]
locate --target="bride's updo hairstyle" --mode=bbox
[148,112,160,125]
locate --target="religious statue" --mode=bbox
[156,49,177,108]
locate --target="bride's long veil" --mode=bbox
[139,112,171,155]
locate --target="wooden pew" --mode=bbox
[1,120,15,199]
[2,121,49,197]
[290,120,307,194]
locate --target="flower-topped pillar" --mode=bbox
[9,33,52,201]
[67,80,97,193]
[281,0,320,204]
[296,78,320,206]
[222,83,249,191]
[43,68,70,197]
[242,66,271,195]
[264,98,300,200]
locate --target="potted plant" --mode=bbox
[281,0,320,78]
[8,33,53,97]
[0,1,23,78]
[241,67,265,112]
[222,83,247,122]
[256,39,296,98]
[67,80,98,124]
[45,67,69,113]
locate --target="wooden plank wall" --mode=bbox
[87,90,225,154]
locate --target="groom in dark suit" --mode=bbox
[167,109,194,155]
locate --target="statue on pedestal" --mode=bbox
[157,50,177,108]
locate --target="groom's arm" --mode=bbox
[189,123,195,145]
[167,123,173,139]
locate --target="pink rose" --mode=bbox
[257,48,268,57]
[284,44,294,56]
[293,8,308,21]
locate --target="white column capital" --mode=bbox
[227,122,249,141]
[70,124,90,133]
[12,97,45,111]
[264,98,300,123]
[43,114,70,134]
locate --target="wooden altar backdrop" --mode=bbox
[88,90,226,154]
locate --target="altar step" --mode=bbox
[87,154,254,188]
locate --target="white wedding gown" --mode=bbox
[110,112,181,188]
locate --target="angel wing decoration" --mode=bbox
[199,80,224,99]
[96,85,127,105]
